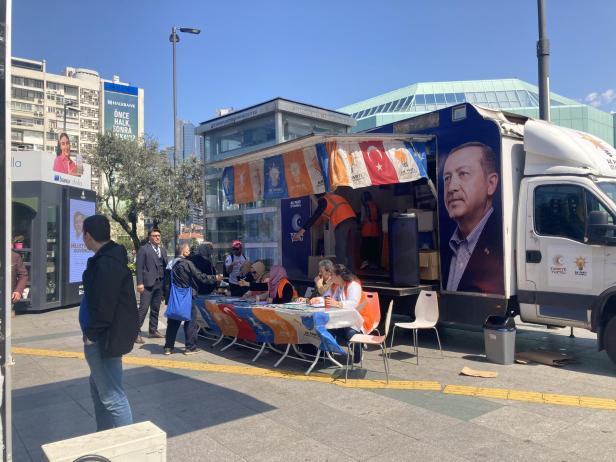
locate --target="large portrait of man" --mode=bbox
[439,141,504,295]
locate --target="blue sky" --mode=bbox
[13,0,616,147]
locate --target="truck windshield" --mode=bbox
[598,182,616,207]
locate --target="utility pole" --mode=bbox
[537,0,551,122]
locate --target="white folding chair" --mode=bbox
[390,290,442,365]
[345,300,393,384]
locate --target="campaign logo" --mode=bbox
[574,256,588,276]
[550,254,567,275]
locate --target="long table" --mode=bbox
[195,295,364,374]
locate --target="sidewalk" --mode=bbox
[10,306,616,461]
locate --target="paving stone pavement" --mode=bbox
[8,306,616,461]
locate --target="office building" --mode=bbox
[338,78,615,147]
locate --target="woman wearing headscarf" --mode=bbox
[238,261,268,299]
[266,265,298,304]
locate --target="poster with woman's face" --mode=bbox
[53,133,83,177]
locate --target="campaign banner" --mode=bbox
[219,139,426,204]
[281,196,311,279]
[221,167,235,204]
[263,155,288,199]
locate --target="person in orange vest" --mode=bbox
[266,265,298,304]
[359,191,381,270]
[292,193,357,268]
[322,264,374,364]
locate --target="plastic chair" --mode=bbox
[345,300,393,384]
[390,290,442,365]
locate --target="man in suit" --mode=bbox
[136,228,168,342]
[441,142,504,295]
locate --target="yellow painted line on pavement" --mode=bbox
[443,385,616,410]
[13,347,616,410]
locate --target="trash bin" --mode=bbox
[483,315,516,365]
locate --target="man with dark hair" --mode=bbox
[441,141,504,294]
[136,228,168,342]
[81,214,138,431]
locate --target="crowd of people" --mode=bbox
[77,214,373,432]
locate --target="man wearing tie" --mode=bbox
[136,229,168,343]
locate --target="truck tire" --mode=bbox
[604,316,616,364]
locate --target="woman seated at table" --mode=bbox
[238,261,268,299]
[321,264,363,362]
[245,265,297,303]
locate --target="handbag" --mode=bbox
[165,276,192,321]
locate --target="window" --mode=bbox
[434,93,446,104]
[455,93,466,103]
[425,94,436,104]
[534,184,615,242]
[415,94,426,105]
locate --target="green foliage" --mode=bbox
[91,133,203,252]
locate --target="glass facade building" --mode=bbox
[338,79,615,147]
[197,98,355,266]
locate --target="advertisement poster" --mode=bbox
[281,197,310,279]
[435,110,504,295]
[12,150,92,190]
[69,198,95,283]
[103,82,139,142]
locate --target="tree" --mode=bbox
[90,133,203,252]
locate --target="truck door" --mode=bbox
[520,179,606,329]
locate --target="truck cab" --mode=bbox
[516,119,616,361]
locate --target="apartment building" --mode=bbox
[10,57,145,189]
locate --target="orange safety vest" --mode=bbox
[361,200,380,237]
[344,284,381,334]
[277,278,299,300]
[322,194,356,229]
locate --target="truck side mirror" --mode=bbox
[588,210,609,244]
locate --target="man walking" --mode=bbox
[136,229,167,342]
[81,215,138,431]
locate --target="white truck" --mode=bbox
[375,103,616,362]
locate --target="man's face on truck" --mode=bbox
[443,145,498,229]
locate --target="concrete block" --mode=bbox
[41,421,166,462]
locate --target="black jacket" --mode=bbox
[136,243,168,287]
[187,254,218,295]
[441,212,505,295]
[172,258,218,298]
[82,241,138,357]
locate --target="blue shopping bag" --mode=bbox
[165,279,192,321]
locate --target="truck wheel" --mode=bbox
[604,316,616,364]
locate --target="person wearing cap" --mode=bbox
[225,240,247,296]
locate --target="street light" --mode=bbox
[170,25,201,253]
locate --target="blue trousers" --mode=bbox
[84,341,133,431]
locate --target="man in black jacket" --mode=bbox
[81,215,138,431]
[164,243,221,355]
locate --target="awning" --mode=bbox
[212,133,435,205]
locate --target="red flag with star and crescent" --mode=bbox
[359,141,399,185]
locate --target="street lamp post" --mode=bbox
[170,26,201,253]
[536,0,550,122]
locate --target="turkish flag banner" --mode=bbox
[359,141,400,185]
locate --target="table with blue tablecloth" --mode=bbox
[194,295,364,373]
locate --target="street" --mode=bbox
[10,306,616,461]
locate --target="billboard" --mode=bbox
[12,150,92,190]
[69,198,95,283]
[103,82,139,141]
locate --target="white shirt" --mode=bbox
[333,281,362,310]
[225,254,246,284]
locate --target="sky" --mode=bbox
[12,0,616,147]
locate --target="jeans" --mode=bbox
[165,303,199,350]
[330,327,361,363]
[84,341,133,431]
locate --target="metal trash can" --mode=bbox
[483,316,516,365]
